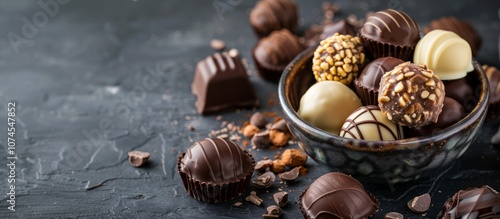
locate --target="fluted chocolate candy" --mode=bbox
[378,62,445,128]
[249,0,298,38]
[253,29,304,82]
[340,105,404,141]
[192,52,258,115]
[178,138,255,203]
[438,185,500,219]
[312,33,365,85]
[425,16,482,57]
[359,9,420,60]
[355,57,405,105]
[298,172,379,219]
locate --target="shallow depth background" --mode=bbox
[0,0,499,218]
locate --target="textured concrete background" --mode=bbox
[0,0,499,218]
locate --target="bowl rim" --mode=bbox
[278,45,490,151]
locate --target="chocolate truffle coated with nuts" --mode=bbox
[312,33,365,85]
[378,62,445,128]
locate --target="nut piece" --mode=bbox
[246,191,263,206]
[278,167,300,181]
[251,172,275,189]
[270,160,286,173]
[407,193,431,213]
[243,124,260,138]
[312,33,365,85]
[128,151,150,167]
[255,160,274,172]
[273,191,288,207]
[378,62,445,128]
[262,205,282,218]
[250,112,268,128]
[280,149,307,167]
[269,130,289,147]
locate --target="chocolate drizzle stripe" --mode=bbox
[198,140,217,181]
[365,22,383,33]
[379,11,400,28]
[372,16,392,32]
[390,9,416,30]
[207,138,226,181]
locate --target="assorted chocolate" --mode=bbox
[359,9,420,60]
[425,16,482,57]
[407,193,431,213]
[378,62,445,128]
[312,33,366,84]
[192,52,258,115]
[298,172,379,218]
[483,65,500,110]
[253,29,304,82]
[249,0,298,38]
[177,138,255,203]
[438,185,500,219]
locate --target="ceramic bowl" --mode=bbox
[278,46,490,183]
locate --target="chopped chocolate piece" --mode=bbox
[378,62,445,128]
[255,160,274,172]
[278,167,299,181]
[320,19,357,40]
[407,193,431,213]
[261,214,279,219]
[425,16,482,57]
[128,151,150,167]
[246,191,263,206]
[264,205,282,218]
[443,77,475,109]
[252,130,272,149]
[273,191,288,207]
[251,172,275,189]
[210,39,226,51]
[192,52,258,115]
[438,185,500,219]
[384,212,404,219]
[270,119,289,133]
[250,112,268,128]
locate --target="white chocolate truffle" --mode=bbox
[340,105,404,141]
[413,30,473,80]
[298,81,362,135]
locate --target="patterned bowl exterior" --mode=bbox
[278,46,490,184]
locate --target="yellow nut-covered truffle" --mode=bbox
[312,33,366,85]
[414,30,474,80]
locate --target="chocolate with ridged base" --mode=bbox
[192,52,258,115]
[178,138,255,203]
[298,172,379,219]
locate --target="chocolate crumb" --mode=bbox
[273,191,288,207]
[234,202,242,207]
[384,212,404,219]
[188,125,195,131]
[251,172,275,189]
[255,160,274,172]
[127,151,150,167]
[262,205,282,218]
[278,167,300,181]
[407,193,431,213]
[210,39,226,51]
[252,130,272,149]
[250,112,268,128]
[246,191,263,206]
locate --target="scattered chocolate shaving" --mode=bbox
[246,191,263,206]
[273,191,288,207]
[210,39,226,51]
[384,212,404,219]
[251,172,276,189]
[407,193,431,213]
[262,205,282,218]
[278,167,300,181]
[127,151,150,167]
[255,160,274,172]
[250,112,268,128]
[252,130,272,149]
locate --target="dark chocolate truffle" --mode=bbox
[405,97,467,137]
[298,172,379,219]
[378,62,445,128]
[192,52,258,115]
[253,29,304,82]
[178,138,255,203]
[443,77,475,110]
[320,19,358,40]
[438,185,500,219]
[425,17,482,57]
[354,57,405,105]
[249,0,298,38]
[359,9,420,60]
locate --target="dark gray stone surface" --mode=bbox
[0,0,499,218]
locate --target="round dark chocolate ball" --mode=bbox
[354,57,405,105]
[249,0,298,38]
[443,77,475,110]
[298,172,379,218]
